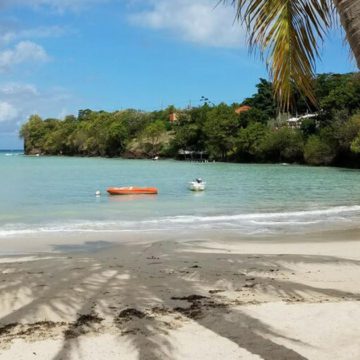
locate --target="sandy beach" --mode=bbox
[1,230,360,359]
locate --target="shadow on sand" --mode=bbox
[1,239,360,359]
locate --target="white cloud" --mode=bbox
[0,0,112,12]
[0,41,50,71]
[129,0,245,48]
[0,102,18,123]
[0,82,74,139]
[0,25,69,46]
[0,83,38,96]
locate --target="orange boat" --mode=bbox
[107,187,158,195]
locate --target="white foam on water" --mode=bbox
[2,152,22,157]
[1,204,360,238]
[144,205,360,224]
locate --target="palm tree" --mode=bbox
[225,0,360,110]
[333,0,360,67]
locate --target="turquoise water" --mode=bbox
[1,150,360,237]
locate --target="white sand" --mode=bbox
[1,230,360,359]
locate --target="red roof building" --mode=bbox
[235,105,252,114]
[169,112,178,122]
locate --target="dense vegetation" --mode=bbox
[20,72,360,167]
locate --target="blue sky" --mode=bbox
[0,0,356,149]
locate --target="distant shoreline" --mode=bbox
[13,151,360,170]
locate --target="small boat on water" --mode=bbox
[107,187,158,195]
[188,178,206,191]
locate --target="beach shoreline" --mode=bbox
[1,230,360,359]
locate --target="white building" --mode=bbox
[287,113,318,128]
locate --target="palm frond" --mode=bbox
[333,0,360,68]
[225,0,334,111]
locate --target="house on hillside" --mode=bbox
[287,113,318,129]
[169,112,178,123]
[235,105,252,115]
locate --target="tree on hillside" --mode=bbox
[204,103,240,159]
[226,0,360,109]
[304,135,335,165]
[20,115,46,154]
[260,127,304,162]
[139,120,167,156]
[235,122,268,161]
[171,104,209,152]
[319,73,360,115]
[242,78,277,119]
[351,135,360,153]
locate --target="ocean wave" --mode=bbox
[143,205,360,224]
[2,152,23,157]
[1,205,360,237]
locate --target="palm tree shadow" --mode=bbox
[0,239,359,360]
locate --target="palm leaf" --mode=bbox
[224,0,333,111]
[333,0,360,68]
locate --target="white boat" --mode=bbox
[188,179,206,191]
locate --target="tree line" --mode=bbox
[20,72,360,167]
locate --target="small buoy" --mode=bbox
[95,190,101,196]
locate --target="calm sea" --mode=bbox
[1,150,360,238]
